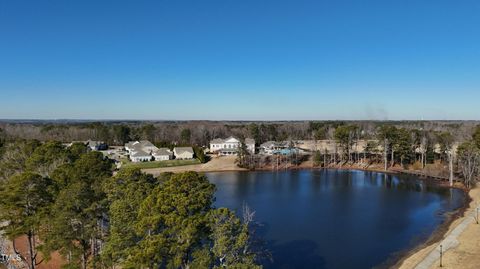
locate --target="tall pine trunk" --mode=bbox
[27,231,36,269]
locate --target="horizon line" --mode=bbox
[1,118,479,123]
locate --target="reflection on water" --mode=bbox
[207,169,465,269]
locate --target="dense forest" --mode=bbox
[1,120,479,185]
[0,120,477,147]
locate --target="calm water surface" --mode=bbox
[206,169,465,269]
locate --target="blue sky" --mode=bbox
[1,0,479,120]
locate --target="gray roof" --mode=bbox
[260,141,288,148]
[153,148,172,156]
[126,140,156,148]
[125,141,137,148]
[126,141,158,155]
[260,141,275,148]
[131,149,150,157]
[210,136,239,144]
[139,140,155,148]
[130,143,143,151]
[87,140,105,147]
[174,147,194,154]
[210,137,255,145]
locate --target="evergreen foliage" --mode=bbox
[0,140,264,269]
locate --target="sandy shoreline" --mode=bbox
[142,155,393,175]
[387,186,471,269]
[142,155,247,175]
[397,187,480,269]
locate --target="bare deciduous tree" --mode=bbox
[457,141,480,189]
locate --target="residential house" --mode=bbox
[209,136,255,155]
[153,148,173,161]
[125,140,158,154]
[125,140,159,162]
[86,140,108,151]
[260,141,290,155]
[174,147,194,159]
[130,149,152,162]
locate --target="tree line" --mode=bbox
[1,120,476,147]
[311,124,480,188]
[0,140,265,269]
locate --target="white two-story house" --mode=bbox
[210,136,255,155]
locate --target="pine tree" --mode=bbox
[42,152,113,269]
[0,172,53,269]
[101,168,159,267]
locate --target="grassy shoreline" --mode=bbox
[122,158,201,169]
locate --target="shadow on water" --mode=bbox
[256,221,326,269]
[265,240,326,269]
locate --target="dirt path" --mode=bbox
[142,155,247,176]
[399,187,480,269]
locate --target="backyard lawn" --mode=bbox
[122,159,201,169]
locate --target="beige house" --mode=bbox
[153,148,173,161]
[174,147,194,160]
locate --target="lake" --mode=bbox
[206,169,466,269]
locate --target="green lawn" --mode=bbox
[122,158,201,169]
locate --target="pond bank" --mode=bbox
[143,156,462,189]
[397,186,480,269]
[142,155,247,175]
